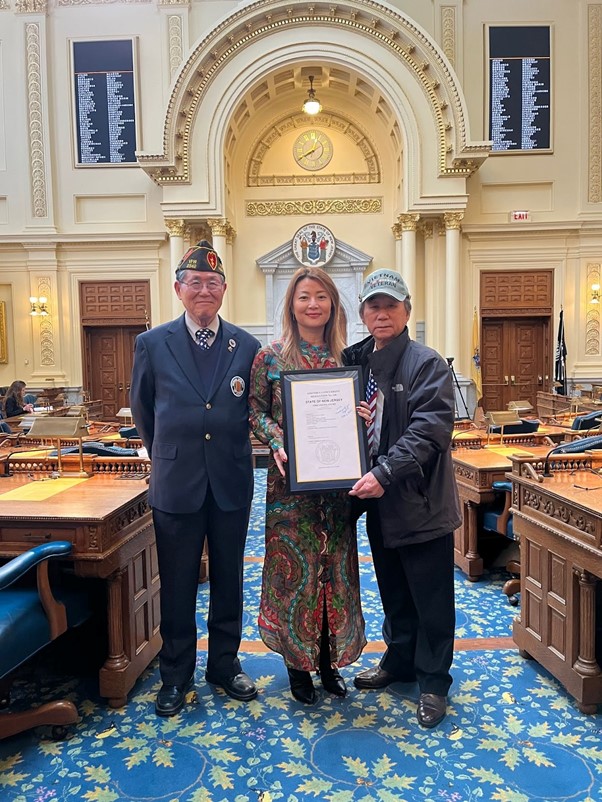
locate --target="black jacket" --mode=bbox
[343,329,462,547]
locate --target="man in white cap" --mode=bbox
[344,269,461,728]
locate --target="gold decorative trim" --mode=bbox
[165,219,186,237]
[586,262,601,355]
[248,112,380,186]
[399,212,420,231]
[138,0,490,185]
[25,23,48,219]
[0,0,10,10]
[589,5,602,203]
[207,218,229,236]
[443,210,463,229]
[246,198,382,217]
[36,277,54,367]
[0,301,7,364]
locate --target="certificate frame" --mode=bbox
[281,366,369,494]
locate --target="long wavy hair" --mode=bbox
[280,266,347,368]
[4,380,26,412]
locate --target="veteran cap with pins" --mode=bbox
[359,269,410,303]
[176,240,225,278]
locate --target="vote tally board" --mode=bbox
[488,26,551,153]
[72,39,139,166]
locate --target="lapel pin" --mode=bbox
[228,338,236,352]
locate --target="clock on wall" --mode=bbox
[293,129,333,171]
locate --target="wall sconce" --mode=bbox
[302,75,322,115]
[29,296,48,316]
[591,284,600,305]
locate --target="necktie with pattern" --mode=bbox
[365,369,378,453]
[195,328,214,350]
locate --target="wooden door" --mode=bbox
[84,326,145,419]
[481,318,547,412]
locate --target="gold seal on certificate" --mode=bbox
[292,224,336,268]
[280,367,369,493]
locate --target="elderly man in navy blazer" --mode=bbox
[130,240,260,716]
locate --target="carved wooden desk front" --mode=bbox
[452,445,550,580]
[0,472,160,708]
[509,452,602,713]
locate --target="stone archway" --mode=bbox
[138,0,489,215]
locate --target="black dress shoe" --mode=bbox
[319,665,347,697]
[354,666,401,689]
[205,671,258,701]
[417,693,447,728]
[287,668,316,705]
[155,677,194,717]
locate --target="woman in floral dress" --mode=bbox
[249,266,366,704]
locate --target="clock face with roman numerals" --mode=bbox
[293,129,333,171]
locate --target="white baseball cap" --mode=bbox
[359,270,410,303]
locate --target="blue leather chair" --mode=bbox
[571,410,602,431]
[482,480,520,605]
[0,541,90,740]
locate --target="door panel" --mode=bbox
[85,326,145,419]
[482,319,546,413]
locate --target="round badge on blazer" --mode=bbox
[231,376,245,397]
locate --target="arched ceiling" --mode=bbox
[227,65,400,145]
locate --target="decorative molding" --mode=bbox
[0,302,7,364]
[586,262,601,355]
[248,111,380,186]
[165,219,186,237]
[16,0,46,11]
[167,15,184,80]
[589,5,602,203]
[207,218,228,237]
[159,0,189,4]
[440,6,456,68]
[523,487,597,536]
[138,0,490,185]
[25,23,48,220]
[0,0,10,10]
[443,211,463,229]
[399,212,420,231]
[36,276,55,367]
[57,0,149,5]
[391,222,402,240]
[246,198,382,217]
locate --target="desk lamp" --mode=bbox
[485,410,522,446]
[507,400,534,415]
[116,407,133,426]
[27,416,90,477]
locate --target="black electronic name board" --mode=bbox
[488,26,551,152]
[72,39,138,166]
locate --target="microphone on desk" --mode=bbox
[542,435,602,477]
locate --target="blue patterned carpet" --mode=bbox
[1,469,601,802]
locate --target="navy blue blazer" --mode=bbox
[130,314,260,514]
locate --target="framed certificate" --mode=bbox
[281,367,369,493]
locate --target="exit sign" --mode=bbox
[510,210,530,222]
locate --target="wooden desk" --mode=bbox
[0,473,160,708]
[508,452,602,713]
[452,444,550,580]
[451,424,568,450]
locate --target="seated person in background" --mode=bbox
[4,380,35,417]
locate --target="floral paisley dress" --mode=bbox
[249,340,366,671]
